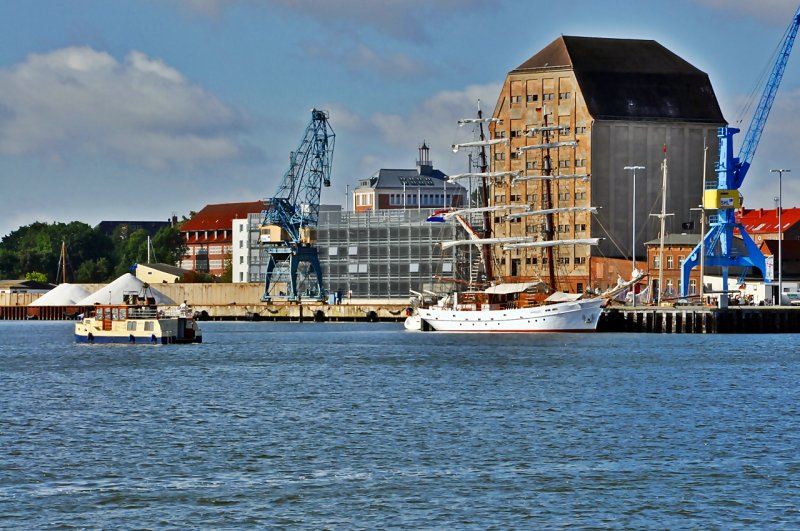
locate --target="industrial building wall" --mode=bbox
[590,120,721,261]
[239,210,462,299]
[316,209,460,299]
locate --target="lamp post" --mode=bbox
[624,165,645,288]
[770,168,790,305]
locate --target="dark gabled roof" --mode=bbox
[513,36,725,123]
[644,233,702,246]
[0,279,56,290]
[180,201,265,232]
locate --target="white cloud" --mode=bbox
[0,46,250,169]
[322,82,502,201]
[370,83,503,154]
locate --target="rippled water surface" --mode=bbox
[1,321,800,528]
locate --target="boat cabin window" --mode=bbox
[144,322,154,332]
[127,321,137,331]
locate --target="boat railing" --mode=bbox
[161,307,195,318]
[128,307,160,319]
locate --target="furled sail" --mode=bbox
[447,171,518,183]
[441,235,540,250]
[452,138,510,152]
[458,117,501,126]
[502,237,601,250]
[506,206,598,220]
[444,205,530,220]
[517,140,578,152]
[512,173,589,184]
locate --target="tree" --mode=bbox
[219,251,233,283]
[152,226,188,266]
[111,227,150,277]
[76,257,112,283]
[0,221,114,282]
[25,271,48,283]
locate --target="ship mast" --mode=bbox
[56,240,68,285]
[541,111,557,292]
[476,100,494,282]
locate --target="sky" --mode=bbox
[2,0,800,240]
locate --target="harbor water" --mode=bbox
[1,321,799,528]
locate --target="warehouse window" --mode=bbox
[527,94,538,103]
[559,92,571,100]
[526,161,538,169]
[510,95,522,104]
[542,93,554,101]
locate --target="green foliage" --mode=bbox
[25,271,48,283]
[112,228,150,277]
[219,251,233,283]
[181,270,216,283]
[152,226,187,266]
[0,221,114,282]
[0,220,188,283]
[76,257,112,283]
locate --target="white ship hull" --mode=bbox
[413,297,604,332]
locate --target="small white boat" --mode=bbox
[75,300,202,344]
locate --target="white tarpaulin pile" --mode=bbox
[29,284,91,306]
[75,273,175,306]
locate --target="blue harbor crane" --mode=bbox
[260,109,335,302]
[680,7,800,304]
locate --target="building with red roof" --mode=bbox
[736,207,800,244]
[179,201,265,277]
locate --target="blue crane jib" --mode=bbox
[261,109,335,302]
[680,7,800,302]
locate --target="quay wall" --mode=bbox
[599,306,800,333]
[5,284,800,331]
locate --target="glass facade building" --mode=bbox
[237,208,468,299]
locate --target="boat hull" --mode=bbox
[415,298,604,332]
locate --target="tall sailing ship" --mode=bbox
[406,102,639,332]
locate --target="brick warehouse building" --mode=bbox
[179,201,265,277]
[488,36,725,293]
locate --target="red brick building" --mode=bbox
[179,201,264,277]
[645,233,702,300]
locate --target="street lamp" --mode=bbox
[770,168,790,305]
[624,165,645,278]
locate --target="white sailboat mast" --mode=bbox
[651,145,673,304]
